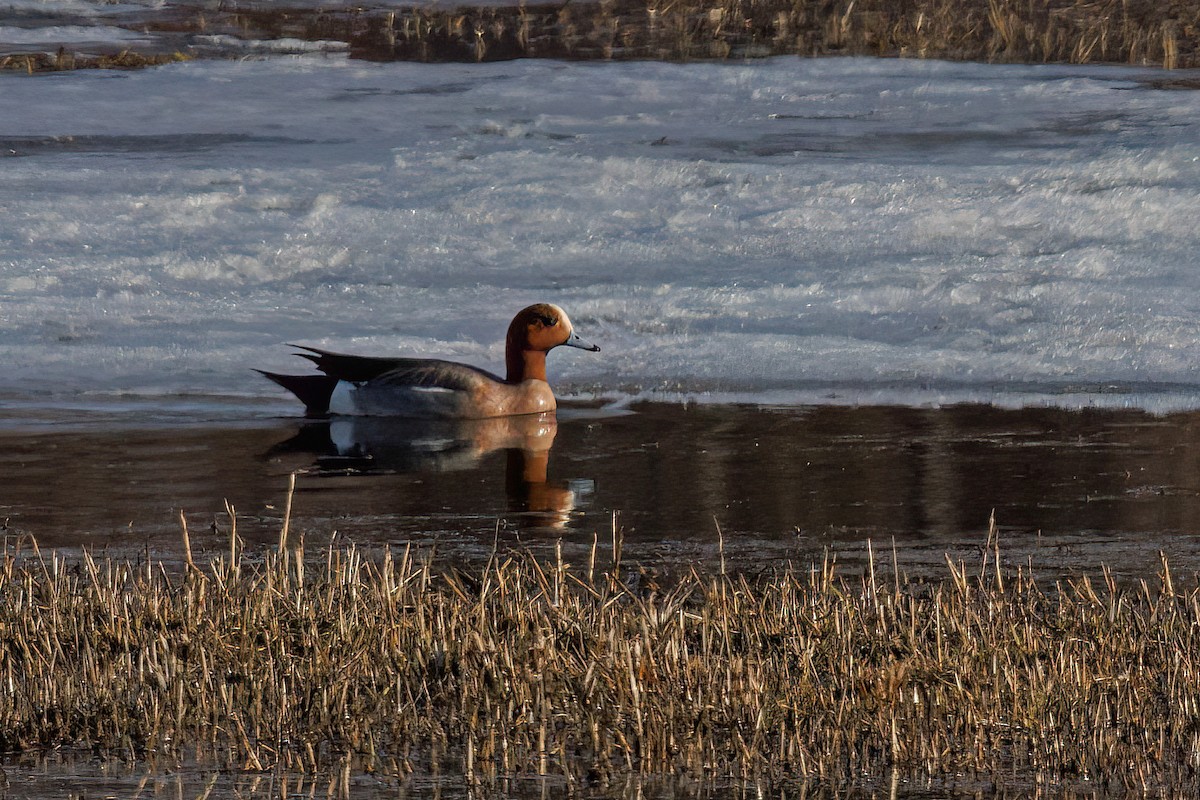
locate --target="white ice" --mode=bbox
[0,24,152,45]
[2,54,1200,415]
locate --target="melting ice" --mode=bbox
[2,54,1200,413]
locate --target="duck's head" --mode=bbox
[508,303,600,354]
[505,303,599,383]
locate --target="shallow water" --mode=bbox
[0,754,1101,800]
[5,401,1200,584]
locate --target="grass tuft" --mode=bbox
[2,526,1200,790]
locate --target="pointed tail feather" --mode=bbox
[256,370,338,417]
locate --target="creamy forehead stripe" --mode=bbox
[548,304,572,331]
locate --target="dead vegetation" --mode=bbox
[6,0,1199,71]
[0,48,190,73]
[351,0,1200,66]
[2,520,1200,792]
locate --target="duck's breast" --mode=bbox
[473,379,557,418]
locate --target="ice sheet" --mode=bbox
[0,24,152,45]
[2,56,1200,413]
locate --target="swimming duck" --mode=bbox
[258,303,600,418]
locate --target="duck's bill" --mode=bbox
[565,331,601,352]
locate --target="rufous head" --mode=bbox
[507,303,600,354]
[505,303,599,383]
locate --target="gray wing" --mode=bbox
[369,360,500,393]
[292,345,503,389]
[350,360,503,418]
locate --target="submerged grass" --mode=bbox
[3,517,1200,792]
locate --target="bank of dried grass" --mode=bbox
[2,517,1200,791]
[7,0,1200,71]
[355,0,1200,66]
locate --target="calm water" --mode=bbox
[5,401,1200,583]
[0,755,1084,800]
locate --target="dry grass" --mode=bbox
[353,0,1200,66]
[0,49,190,73]
[3,514,1200,793]
[7,0,1199,71]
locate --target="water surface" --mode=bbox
[6,401,1200,583]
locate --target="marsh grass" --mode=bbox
[3,511,1200,792]
[356,0,1200,66]
[6,0,1199,71]
[0,49,190,73]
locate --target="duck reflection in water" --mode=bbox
[272,411,584,530]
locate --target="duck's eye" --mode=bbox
[536,314,558,327]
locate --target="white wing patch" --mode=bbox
[328,381,358,415]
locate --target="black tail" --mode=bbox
[256,370,338,417]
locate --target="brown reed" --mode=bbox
[2,529,1200,792]
[350,0,1199,66]
[6,0,1199,72]
[0,49,190,73]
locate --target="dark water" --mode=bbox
[0,755,1082,800]
[5,401,1200,584]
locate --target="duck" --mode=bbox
[258,303,600,418]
